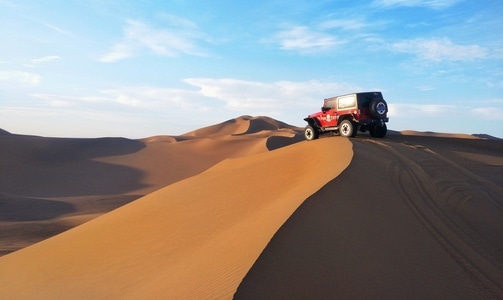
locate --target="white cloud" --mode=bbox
[415,85,435,91]
[390,103,503,123]
[391,38,488,61]
[184,78,361,112]
[30,55,61,64]
[268,26,347,54]
[42,22,72,35]
[99,44,135,63]
[373,0,460,9]
[100,86,209,111]
[318,19,368,30]
[32,94,76,107]
[32,93,107,107]
[21,15,72,35]
[24,55,61,67]
[99,18,210,62]
[472,107,503,121]
[0,70,41,86]
[388,103,457,117]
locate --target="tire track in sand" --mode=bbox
[235,135,503,299]
[365,138,503,298]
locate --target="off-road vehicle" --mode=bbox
[303,91,389,140]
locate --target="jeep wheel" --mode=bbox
[369,126,376,137]
[370,124,387,138]
[339,120,355,137]
[304,125,319,141]
[369,99,388,118]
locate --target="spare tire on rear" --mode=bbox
[369,99,388,118]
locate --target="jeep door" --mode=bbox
[321,98,338,127]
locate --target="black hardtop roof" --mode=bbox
[324,91,382,101]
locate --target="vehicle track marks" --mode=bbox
[361,138,503,298]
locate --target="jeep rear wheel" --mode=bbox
[339,120,355,137]
[370,124,387,138]
[304,125,319,141]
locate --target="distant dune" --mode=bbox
[0,128,10,135]
[0,116,302,255]
[0,116,502,299]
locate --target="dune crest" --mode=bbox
[0,116,303,255]
[400,130,482,139]
[182,115,298,137]
[0,137,353,299]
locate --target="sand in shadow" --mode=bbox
[266,133,304,151]
[235,135,503,299]
[0,135,147,197]
[0,193,75,222]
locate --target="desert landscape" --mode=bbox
[0,115,502,299]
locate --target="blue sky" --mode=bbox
[1,0,502,138]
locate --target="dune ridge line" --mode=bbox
[0,137,353,299]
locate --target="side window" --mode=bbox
[326,99,336,109]
[338,96,356,109]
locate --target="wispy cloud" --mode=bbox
[99,44,134,63]
[32,94,77,107]
[30,56,61,64]
[32,93,105,107]
[390,103,503,123]
[373,0,461,9]
[0,70,41,86]
[184,78,361,112]
[267,25,347,54]
[21,15,72,35]
[50,78,359,118]
[318,18,368,30]
[24,55,61,68]
[391,38,488,61]
[42,22,72,35]
[34,78,360,121]
[100,86,210,112]
[389,103,457,117]
[99,17,211,62]
[32,86,211,113]
[472,107,503,121]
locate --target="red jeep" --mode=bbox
[303,91,389,140]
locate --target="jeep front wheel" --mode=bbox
[339,120,355,137]
[304,125,319,141]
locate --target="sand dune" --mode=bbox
[1,117,502,299]
[0,116,302,255]
[0,134,352,299]
[400,129,482,139]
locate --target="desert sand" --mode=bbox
[235,133,503,299]
[0,116,502,299]
[0,116,302,255]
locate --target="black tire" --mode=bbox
[373,124,387,138]
[369,99,388,118]
[369,126,377,137]
[351,123,358,137]
[304,125,319,141]
[339,120,354,137]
